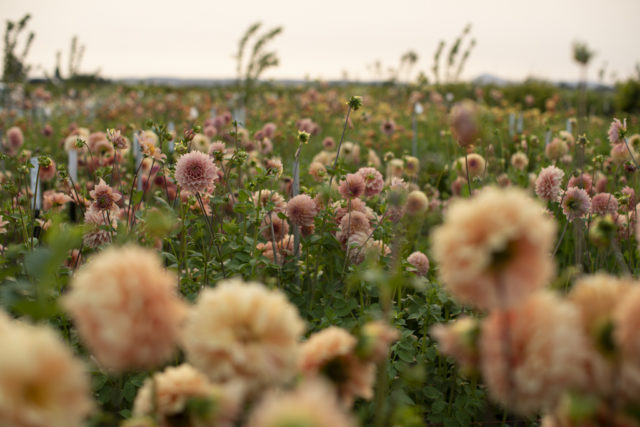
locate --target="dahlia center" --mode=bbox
[23,382,50,408]
[489,239,519,271]
[321,357,349,385]
[96,193,111,209]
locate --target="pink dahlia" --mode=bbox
[608,118,627,145]
[175,151,219,194]
[567,173,593,194]
[591,193,618,216]
[90,178,122,211]
[339,173,365,199]
[535,166,564,202]
[286,194,317,227]
[407,251,430,276]
[357,167,384,197]
[4,126,24,155]
[561,187,591,221]
[449,100,478,147]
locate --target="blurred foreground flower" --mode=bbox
[0,311,93,427]
[432,186,556,309]
[62,245,187,372]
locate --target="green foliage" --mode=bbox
[615,77,640,113]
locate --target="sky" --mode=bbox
[1,0,639,83]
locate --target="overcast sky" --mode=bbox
[1,0,639,83]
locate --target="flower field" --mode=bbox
[1,77,640,427]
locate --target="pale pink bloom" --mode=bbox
[208,140,226,156]
[380,119,396,137]
[0,315,93,427]
[591,192,618,216]
[535,166,564,202]
[286,194,317,227]
[449,100,478,147]
[133,364,243,427]
[296,118,319,135]
[42,191,72,212]
[264,157,283,176]
[257,234,295,264]
[140,139,167,162]
[308,161,327,182]
[261,212,289,240]
[339,173,365,199]
[89,178,122,211]
[359,321,400,364]
[106,128,128,150]
[0,215,8,234]
[62,245,187,372]
[262,122,277,138]
[38,160,57,182]
[4,126,24,155]
[175,151,219,194]
[407,251,430,276]
[460,153,486,178]
[608,118,627,145]
[480,292,589,415]
[337,211,372,248]
[203,124,217,139]
[567,173,593,194]
[621,186,636,212]
[258,137,273,155]
[561,187,591,221]
[246,380,356,427]
[431,316,480,372]
[254,190,287,213]
[182,279,304,390]
[569,274,633,396]
[334,198,375,225]
[405,191,429,215]
[357,167,384,197]
[322,137,336,150]
[298,326,375,407]
[545,138,568,161]
[431,187,556,310]
[510,152,528,171]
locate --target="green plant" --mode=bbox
[2,14,35,84]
